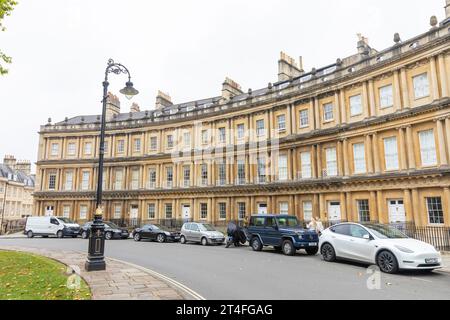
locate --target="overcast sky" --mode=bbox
[0,0,446,171]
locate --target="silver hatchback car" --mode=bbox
[180,222,225,246]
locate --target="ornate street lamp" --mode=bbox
[85,59,139,272]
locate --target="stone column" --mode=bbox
[340,88,347,124]
[436,119,448,166]
[398,127,408,170]
[372,133,381,174]
[406,125,416,169]
[411,188,421,226]
[369,191,380,221]
[286,104,292,135]
[446,117,450,162]
[368,79,376,117]
[375,191,382,223]
[291,103,297,135]
[313,194,319,219]
[314,97,320,130]
[429,56,440,100]
[340,192,347,221]
[443,187,450,227]
[362,81,370,118]
[365,135,374,173]
[316,144,322,178]
[346,192,353,222]
[393,69,402,112]
[334,91,341,124]
[292,148,298,180]
[438,54,449,98]
[400,67,410,109]
[266,111,271,140]
[319,194,326,221]
[403,189,413,223]
[343,139,350,176]
[311,145,317,179]
[287,149,293,180]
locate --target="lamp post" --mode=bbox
[85,59,139,272]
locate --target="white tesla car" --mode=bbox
[319,223,442,274]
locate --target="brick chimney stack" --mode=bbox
[155,91,173,109]
[3,155,16,170]
[16,160,31,175]
[130,102,140,113]
[278,52,303,82]
[106,92,121,121]
[221,77,243,101]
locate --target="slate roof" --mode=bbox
[0,164,35,187]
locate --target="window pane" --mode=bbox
[413,73,429,99]
[326,148,337,176]
[353,143,366,174]
[323,103,334,121]
[419,130,437,166]
[300,152,311,179]
[379,85,393,108]
[383,137,399,170]
[350,95,362,116]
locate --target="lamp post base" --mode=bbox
[85,260,106,272]
[85,217,106,272]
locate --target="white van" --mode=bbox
[25,216,81,238]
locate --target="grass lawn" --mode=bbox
[0,251,91,300]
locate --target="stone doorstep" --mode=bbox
[0,246,194,300]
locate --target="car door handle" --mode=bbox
[349,239,355,242]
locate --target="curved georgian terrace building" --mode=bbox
[34,10,450,228]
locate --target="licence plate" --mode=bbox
[309,242,318,246]
[425,258,438,264]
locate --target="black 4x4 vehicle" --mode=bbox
[247,215,319,256]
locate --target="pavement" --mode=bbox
[1,237,450,300]
[0,245,203,300]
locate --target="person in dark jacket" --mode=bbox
[225,222,247,248]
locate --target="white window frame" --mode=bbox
[64,171,73,191]
[323,103,334,122]
[67,142,76,156]
[237,124,245,140]
[279,202,289,215]
[183,132,191,148]
[147,203,156,219]
[256,119,265,137]
[300,151,312,179]
[379,84,393,108]
[134,138,141,152]
[79,205,88,220]
[413,73,430,99]
[81,171,90,190]
[278,154,288,181]
[277,114,286,132]
[326,147,338,177]
[114,204,122,219]
[299,109,309,128]
[303,201,313,221]
[50,143,59,156]
[150,137,158,151]
[117,140,125,154]
[62,205,70,218]
[131,168,139,190]
[353,143,366,174]
[383,136,399,171]
[349,94,363,117]
[84,142,92,155]
[419,129,437,166]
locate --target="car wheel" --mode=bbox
[57,230,64,239]
[305,247,319,255]
[180,235,186,244]
[250,237,263,251]
[81,231,88,239]
[105,232,113,240]
[321,243,336,262]
[201,237,208,246]
[282,239,295,256]
[377,250,399,274]
[157,234,166,243]
[27,230,33,238]
[134,233,141,242]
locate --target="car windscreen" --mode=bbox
[277,217,300,228]
[199,224,216,231]
[363,224,408,239]
[57,217,75,224]
[105,222,120,229]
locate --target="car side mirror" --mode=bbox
[363,234,371,240]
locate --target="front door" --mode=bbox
[45,206,54,217]
[182,205,191,220]
[258,203,268,215]
[388,200,406,223]
[130,205,139,226]
[328,202,341,222]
